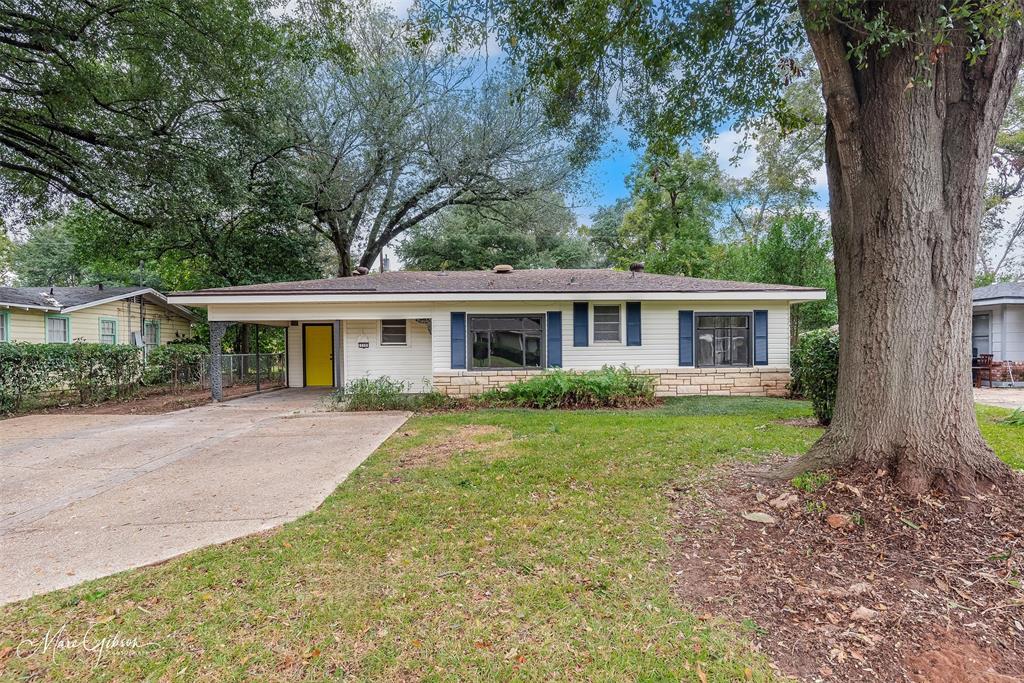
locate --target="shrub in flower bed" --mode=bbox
[478,366,656,409]
[330,376,460,411]
[0,342,143,413]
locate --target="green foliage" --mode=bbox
[10,219,84,287]
[583,199,629,267]
[422,0,1020,156]
[0,342,143,413]
[331,376,460,412]
[1,1,293,218]
[804,500,828,515]
[143,344,208,386]
[339,376,412,411]
[749,214,838,332]
[1005,409,1024,427]
[615,149,724,277]
[479,366,656,409]
[791,328,840,425]
[399,193,593,271]
[292,9,576,276]
[791,470,832,493]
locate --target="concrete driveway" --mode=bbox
[0,390,409,605]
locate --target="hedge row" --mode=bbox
[0,342,211,414]
[143,344,208,386]
[0,342,143,413]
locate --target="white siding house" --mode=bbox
[972,283,1024,362]
[170,268,826,399]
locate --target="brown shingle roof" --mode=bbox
[175,269,822,296]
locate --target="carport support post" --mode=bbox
[255,325,261,393]
[209,321,231,401]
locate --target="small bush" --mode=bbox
[791,470,832,493]
[1005,409,1024,426]
[790,328,839,425]
[338,376,412,411]
[330,376,460,412]
[479,366,656,409]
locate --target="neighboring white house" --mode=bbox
[168,267,826,398]
[972,283,1024,361]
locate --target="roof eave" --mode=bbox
[169,289,828,306]
[0,302,61,312]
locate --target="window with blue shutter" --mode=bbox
[546,311,562,367]
[450,312,466,369]
[626,302,641,346]
[678,310,694,366]
[753,310,768,366]
[572,302,588,347]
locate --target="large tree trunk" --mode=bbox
[783,3,1024,495]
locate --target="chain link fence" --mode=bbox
[159,353,286,392]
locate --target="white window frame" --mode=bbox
[591,303,623,344]
[0,311,8,342]
[380,319,408,346]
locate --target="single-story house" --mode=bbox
[170,267,826,400]
[972,282,1024,362]
[0,286,196,348]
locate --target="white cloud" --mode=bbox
[705,129,758,179]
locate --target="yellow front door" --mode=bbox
[304,325,334,387]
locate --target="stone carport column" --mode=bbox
[209,321,233,401]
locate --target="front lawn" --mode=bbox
[1,398,1020,681]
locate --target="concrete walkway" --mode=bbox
[975,388,1024,411]
[0,390,409,605]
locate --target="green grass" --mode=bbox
[0,397,1020,681]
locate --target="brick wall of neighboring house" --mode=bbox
[432,367,792,398]
[991,362,1024,382]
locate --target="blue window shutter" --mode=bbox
[678,310,694,366]
[754,310,768,366]
[573,302,588,347]
[450,312,466,369]
[626,302,642,346]
[546,311,562,367]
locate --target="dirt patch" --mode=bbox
[13,383,280,417]
[774,417,824,428]
[670,457,1024,682]
[398,425,514,468]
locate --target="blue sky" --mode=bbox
[573,123,830,226]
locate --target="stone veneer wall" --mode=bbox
[432,367,791,398]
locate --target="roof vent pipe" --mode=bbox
[629,262,645,275]
[492,264,514,274]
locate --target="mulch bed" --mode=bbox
[670,457,1024,682]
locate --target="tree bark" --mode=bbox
[782,2,1024,495]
